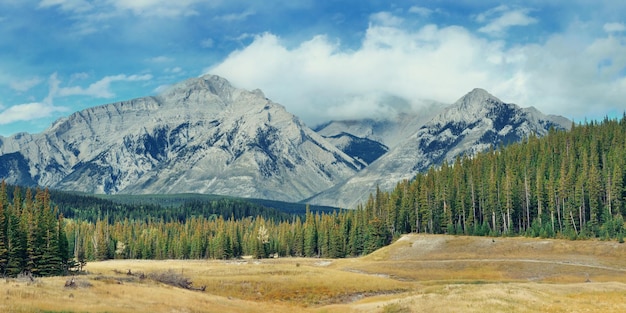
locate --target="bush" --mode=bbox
[149,270,193,289]
[382,302,411,313]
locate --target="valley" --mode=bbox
[2,234,625,313]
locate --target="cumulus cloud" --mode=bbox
[206,11,626,125]
[476,5,537,36]
[208,22,506,125]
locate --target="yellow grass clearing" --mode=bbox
[2,234,626,312]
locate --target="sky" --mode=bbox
[1,0,626,137]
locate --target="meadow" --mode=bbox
[2,234,626,313]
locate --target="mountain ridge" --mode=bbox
[0,76,569,208]
[0,75,362,202]
[307,88,570,208]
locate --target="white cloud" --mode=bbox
[408,6,433,17]
[207,25,505,125]
[56,74,153,98]
[214,9,255,22]
[370,11,404,27]
[38,0,94,13]
[477,6,537,36]
[604,22,626,33]
[165,67,183,73]
[0,72,153,126]
[0,102,67,125]
[107,0,205,17]
[9,76,43,92]
[206,12,626,125]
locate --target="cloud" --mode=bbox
[604,22,626,33]
[107,0,206,17]
[0,72,153,126]
[165,67,183,73]
[0,102,66,125]
[69,72,89,83]
[56,74,153,98]
[214,9,255,22]
[477,5,537,36]
[148,56,174,63]
[408,6,433,17]
[369,12,404,27]
[9,76,43,92]
[207,22,505,125]
[206,12,626,125]
[38,0,94,13]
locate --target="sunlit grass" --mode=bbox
[2,234,626,312]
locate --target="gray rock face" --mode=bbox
[0,75,362,202]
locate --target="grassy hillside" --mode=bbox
[3,235,626,313]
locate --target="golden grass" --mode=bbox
[2,234,626,312]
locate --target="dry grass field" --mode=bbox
[2,234,626,313]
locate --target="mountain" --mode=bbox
[0,79,569,208]
[306,88,571,208]
[0,75,362,202]
[315,102,444,149]
[313,103,444,166]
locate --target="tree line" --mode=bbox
[47,191,298,223]
[63,205,391,261]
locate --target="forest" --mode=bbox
[0,115,625,277]
[0,184,71,277]
[366,115,626,240]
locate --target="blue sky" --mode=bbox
[1,1,625,136]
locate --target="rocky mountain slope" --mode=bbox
[0,75,362,202]
[306,88,571,208]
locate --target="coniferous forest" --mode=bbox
[371,116,626,240]
[0,115,625,277]
[0,184,72,277]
